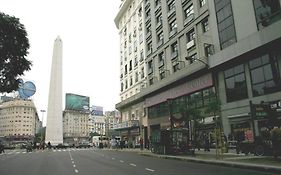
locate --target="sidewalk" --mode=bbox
[109,148,281,173]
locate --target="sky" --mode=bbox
[1,0,121,124]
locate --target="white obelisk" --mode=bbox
[45,36,63,145]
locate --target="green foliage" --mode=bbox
[271,128,281,141]
[0,12,31,93]
[180,106,202,121]
[204,97,221,116]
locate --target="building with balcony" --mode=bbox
[0,98,40,142]
[114,0,147,145]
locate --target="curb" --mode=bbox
[139,152,281,174]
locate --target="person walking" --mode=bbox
[204,134,210,152]
[139,137,144,150]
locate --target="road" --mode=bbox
[0,148,275,175]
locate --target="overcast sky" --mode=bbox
[1,0,121,123]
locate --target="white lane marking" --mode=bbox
[145,168,155,172]
[16,152,20,154]
[73,165,76,168]
[72,161,75,164]
[129,163,136,167]
[119,160,124,163]
[22,152,27,154]
[74,169,79,173]
[112,157,115,160]
[58,150,61,152]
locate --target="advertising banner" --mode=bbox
[65,93,90,111]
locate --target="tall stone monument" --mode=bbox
[45,36,63,145]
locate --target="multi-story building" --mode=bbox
[104,110,121,137]
[208,0,281,139]
[89,115,106,136]
[0,98,40,142]
[63,110,89,144]
[114,0,147,145]
[115,0,281,147]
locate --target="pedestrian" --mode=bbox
[47,141,51,149]
[0,143,5,154]
[204,134,210,152]
[139,137,144,150]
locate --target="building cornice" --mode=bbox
[114,0,133,29]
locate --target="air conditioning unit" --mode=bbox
[186,40,195,50]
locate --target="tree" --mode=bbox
[0,12,31,93]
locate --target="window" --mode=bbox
[253,0,281,29]
[199,0,206,7]
[121,83,124,92]
[125,65,128,75]
[157,31,164,46]
[140,50,144,62]
[134,55,138,67]
[173,63,179,72]
[160,71,166,79]
[148,60,153,74]
[249,53,280,96]
[189,53,197,64]
[146,9,151,18]
[215,0,236,49]
[168,0,175,11]
[184,4,194,22]
[204,44,213,57]
[186,29,195,42]
[125,79,128,89]
[171,42,178,54]
[130,76,133,86]
[141,67,145,78]
[139,33,143,43]
[169,20,177,32]
[171,42,178,59]
[156,14,163,25]
[155,0,161,6]
[189,91,203,108]
[135,72,139,83]
[129,60,132,71]
[202,17,209,32]
[159,52,165,67]
[147,42,152,54]
[224,64,248,102]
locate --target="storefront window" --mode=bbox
[189,91,203,108]
[249,53,280,96]
[224,64,248,102]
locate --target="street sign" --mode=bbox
[254,105,268,118]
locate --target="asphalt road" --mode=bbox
[0,148,276,175]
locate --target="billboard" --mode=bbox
[65,93,89,111]
[91,105,103,116]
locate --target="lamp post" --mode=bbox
[40,110,46,142]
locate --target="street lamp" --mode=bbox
[185,56,209,68]
[40,110,46,142]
